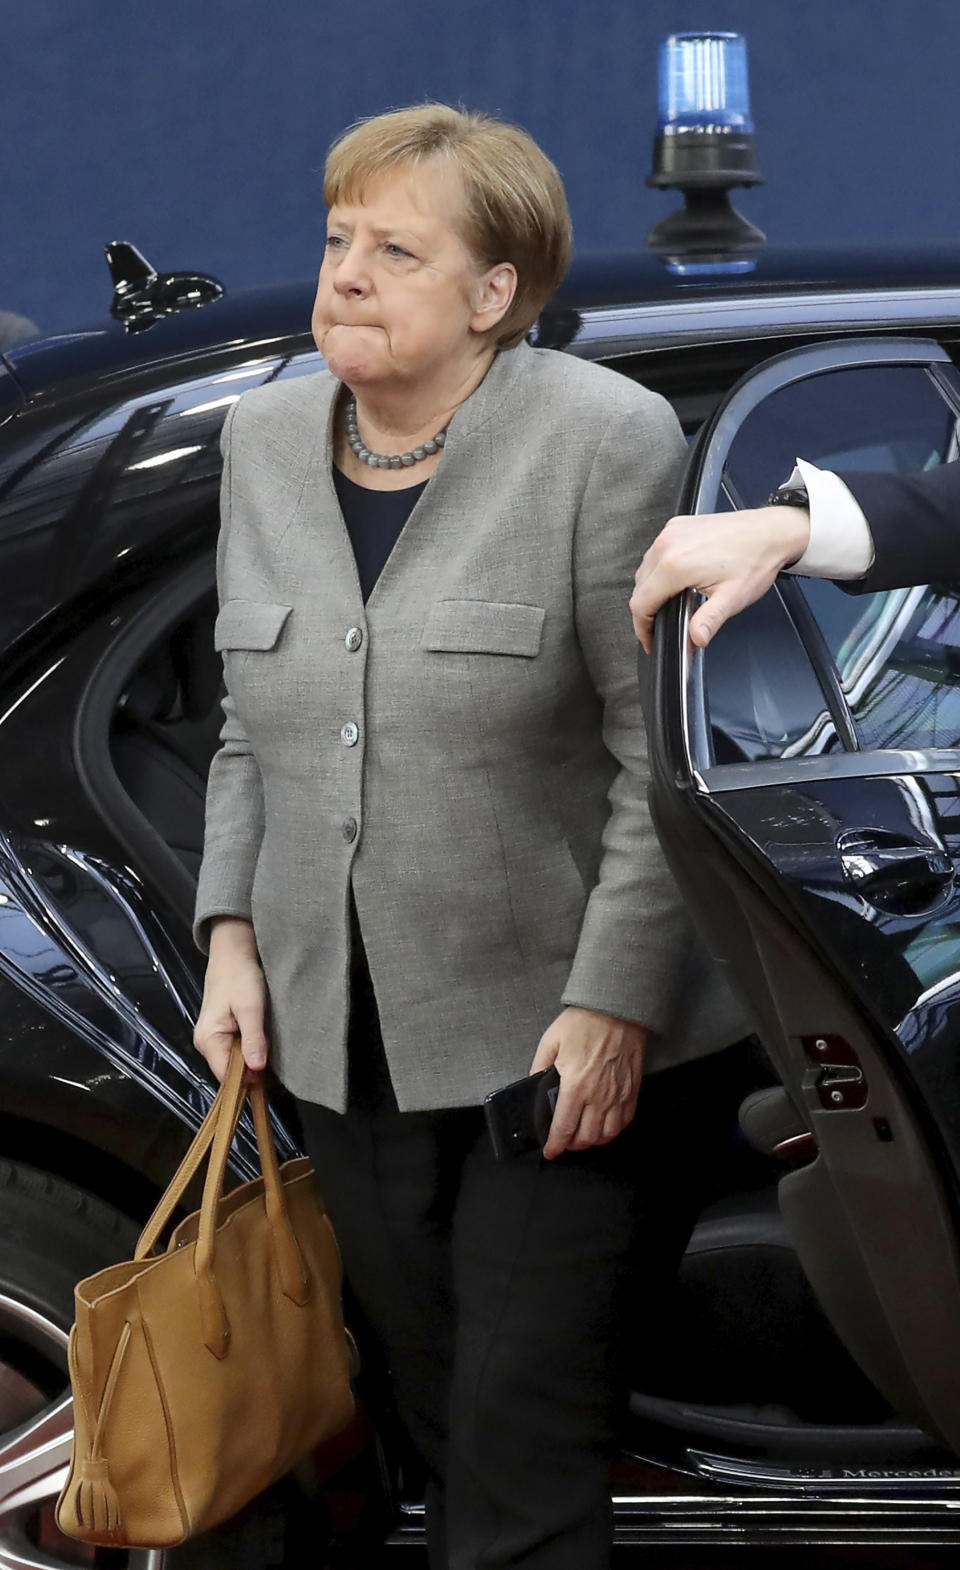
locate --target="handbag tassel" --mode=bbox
[75,1457,123,1541]
[74,1319,132,1542]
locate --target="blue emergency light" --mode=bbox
[657,31,753,136]
[646,31,765,272]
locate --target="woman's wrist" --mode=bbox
[207,915,260,961]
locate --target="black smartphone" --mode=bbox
[483,1066,561,1161]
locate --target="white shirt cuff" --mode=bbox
[784,458,875,580]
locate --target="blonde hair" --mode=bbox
[323,103,573,350]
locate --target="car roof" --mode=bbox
[556,242,960,310]
[4,242,960,406]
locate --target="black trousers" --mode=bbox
[296,943,741,1569]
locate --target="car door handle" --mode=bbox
[838,830,954,912]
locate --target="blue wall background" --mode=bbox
[3,0,958,335]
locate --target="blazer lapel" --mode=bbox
[283,375,366,608]
[284,343,530,610]
[364,343,529,610]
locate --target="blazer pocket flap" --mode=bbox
[423,600,545,658]
[214,600,292,652]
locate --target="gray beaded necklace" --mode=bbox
[345,396,447,470]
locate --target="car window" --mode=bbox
[704,585,840,762]
[802,579,960,750]
[723,366,957,506]
[703,363,960,760]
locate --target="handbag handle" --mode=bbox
[135,1048,310,1358]
[134,1072,231,1261]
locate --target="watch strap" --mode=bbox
[768,482,809,509]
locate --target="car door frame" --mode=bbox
[649,335,960,1456]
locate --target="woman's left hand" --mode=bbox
[529,1006,647,1160]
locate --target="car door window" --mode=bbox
[802,579,960,751]
[705,589,841,762]
[723,365,957,507]
[701,358,960,765]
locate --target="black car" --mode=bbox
[3,241,960,1568]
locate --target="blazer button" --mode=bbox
[342,817,358,843]
[341,721,359,746]
[345,627,363,652]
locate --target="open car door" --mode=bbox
[649,337,960,1455]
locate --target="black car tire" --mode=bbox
[0,1157,320,1570]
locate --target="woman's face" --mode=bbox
[312,162,512,391]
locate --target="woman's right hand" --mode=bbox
[193,916,270,1083]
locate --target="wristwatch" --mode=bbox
[767,481,809,509]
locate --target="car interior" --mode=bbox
[110,588,221,881]
[104,570,960,1485]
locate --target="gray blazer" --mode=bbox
[194,342,748,1111]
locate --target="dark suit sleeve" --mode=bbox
[835,460,960,594]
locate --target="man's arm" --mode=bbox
[630,502,810,652]
[631,458,960,650]
[834,461,960,593]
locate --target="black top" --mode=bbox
[334,463,429,1111]
[334,465,428,603]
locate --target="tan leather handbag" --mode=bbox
[56,1046,356,1549]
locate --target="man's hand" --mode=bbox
[630,505,811,653]
[530,1006,646,1159]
